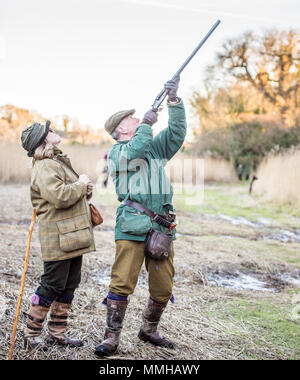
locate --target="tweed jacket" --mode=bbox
[30,149,96,261]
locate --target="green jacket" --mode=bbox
[108,100,187,242]
[31,147,96,261]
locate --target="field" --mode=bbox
[0,181,299,360]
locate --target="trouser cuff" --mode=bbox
[102,291,128,306]
[31,292,53,308]
[55,293,74,304]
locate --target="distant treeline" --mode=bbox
[0,104,112,145]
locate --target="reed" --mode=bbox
[166,155,237,184]
[254,148,300,205]
[0,143,109,184]
[0,143,237,184]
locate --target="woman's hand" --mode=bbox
[87,182,93,196]
[79,175,93,197]
[79,174,90,185]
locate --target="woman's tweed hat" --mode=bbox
[21,120,51,157]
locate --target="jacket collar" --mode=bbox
[53,145,65,156]
[52,146,79,177]
[117,140,129,144]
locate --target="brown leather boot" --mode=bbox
[46,300,83,347]
[138,298,174,349]
[24,301,50,351]
[94,299,128,357]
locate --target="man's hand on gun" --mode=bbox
[164,75,180,102]
[142,109,158,126]
[142,75,180,127]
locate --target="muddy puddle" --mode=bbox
[203,269,300,293]
[92,265,299,294]
[201,213,300,243]
[216,214,259,228]
[264,229,300,243]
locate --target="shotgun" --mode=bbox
[151,19,221,112]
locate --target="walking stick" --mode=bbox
[8,208,36,360]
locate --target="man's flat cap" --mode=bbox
[104,109,135,135]
[21,120,51,157]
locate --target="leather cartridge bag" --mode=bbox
[145,228,173,260]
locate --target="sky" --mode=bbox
[0,0,299,133]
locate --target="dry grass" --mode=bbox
[166,155,237,184]
[0,143,32,183]
[0,143,237,185]
[202,157,237,183]
[0,143,109,184]
[254,149,300,206]
[0,184,299,360]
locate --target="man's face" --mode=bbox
[119,115,140,139]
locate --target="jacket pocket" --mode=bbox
[119,206,151,235]
[56,214,92,252]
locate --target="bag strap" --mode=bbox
[124,200,176,231]
[123,200,156,219]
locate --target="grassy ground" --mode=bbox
[0,182,299,360]
[174,182,300,226]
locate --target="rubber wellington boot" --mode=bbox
[138,297,174,349]
[94,298,128,357]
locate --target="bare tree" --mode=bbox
[209,29,300,126]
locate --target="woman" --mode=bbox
[21,120,96,350]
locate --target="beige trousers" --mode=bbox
[109,240,175,303]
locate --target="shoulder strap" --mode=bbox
[124,200,175,231]
[123,200,155,219]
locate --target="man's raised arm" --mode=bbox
[150,76,187,161]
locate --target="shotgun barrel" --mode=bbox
[152,19,221,112]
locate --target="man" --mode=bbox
[95,76,186,357]
[102,153,109,187]
[237,164,243,181]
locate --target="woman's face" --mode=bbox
[46,130,61,145]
